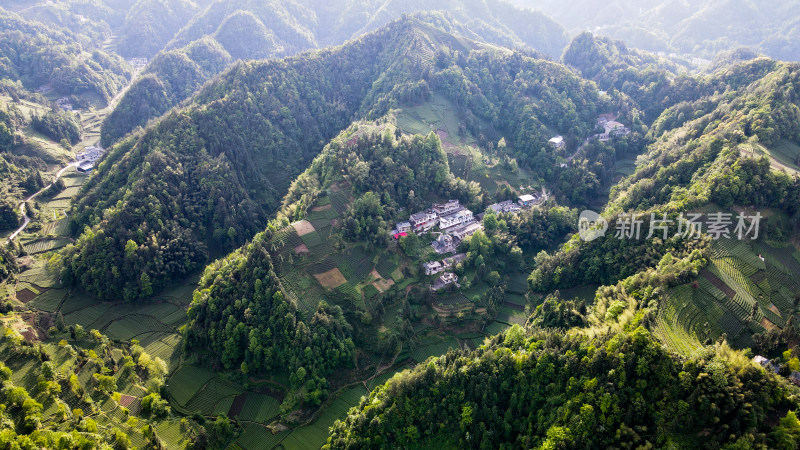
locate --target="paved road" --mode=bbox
[5,162,78,244]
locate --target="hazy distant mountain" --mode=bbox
[102,1,569,146]
[513,0,800,61]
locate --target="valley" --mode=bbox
[1,1,800,449]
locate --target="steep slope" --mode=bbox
[325,327,800,448]
[100,37,231,146]
[563,32,704,121]
[529,56,800,360]
[64,19,486,300]
[67,17,607,301]
[0,8,131,101]
[115,0,206,58]
[514,0,800,61]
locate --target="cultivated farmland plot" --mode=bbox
[485,321,510,336]
[239,393,281,423]
[29,288,67,312]
[167,366,216,407]
[277,387,366,450]
[23,238,70,254]
[103,315,173,341]
[185,378,244,416]
[17,262,61,288]
[237,424,289,450]
[63,303,111,327]
[496,306,526,325]
[410,335,460,363]
[39,218,71,236]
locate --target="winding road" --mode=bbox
[4,60,142,245]
[5,162,78,244]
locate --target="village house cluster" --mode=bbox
[75,145,105,173]
[754,355,800,386]
[597,116,631,141]
[390,194,546,291]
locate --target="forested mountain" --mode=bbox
[115,0,209,58]
[563,32,701,121]
[0,9,130,101]
[515,0,800,61]
[65,17,610,301]
[102,1,570,147]
[327,326,800,448]
[531,55,800,292]
[100,37,231,146]
[5,2,800,447]
[166,0,569,58]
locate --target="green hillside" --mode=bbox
[0,8,131,102]
[326,326,800,448]
[100,37,232,146]
[3,3,800,449]
[64,17,609,302]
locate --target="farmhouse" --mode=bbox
[432,234,457,254]
[409,211,438,233]
[518,193,542,207]
[488,200,521,214]
[439,210,473,230]
[753,355,780,373]
[549,135,565,149]
[450,222,483,241]
[423,253,467,276]
[433,272,458,291]
[77,161,94,173]
[55,97,72,111]
[432,199,461,215]
[76,146,104,163]
[422,261,445,276]
[395,221,411,233]
[442,253,467,268]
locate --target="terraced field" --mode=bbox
[655,237,799,353]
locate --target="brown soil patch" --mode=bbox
[373,278,394,293]
[15,288,36,303]
[313,268,347,289]
[294,244,309,254]
[119,395,136,408]
[369,270,394,293]
[229,394,247,417]
[20,328,36,342]
[292,220,315,236]
[700,269,735,299]
[761,317,777,331]
[768,304,782,317]
[503,301,525,311]
[312,204,333,212]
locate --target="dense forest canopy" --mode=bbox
[65,18,612,301]
[2,2,800,448]
[0,9,130,101]
[326,326,800,448]
[100,2,570,147]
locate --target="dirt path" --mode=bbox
[5,162,78,244]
